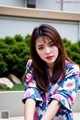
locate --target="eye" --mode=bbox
[38,46,44,50]
[49,43,55,47]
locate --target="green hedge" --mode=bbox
[0,35,80,81]
[63,38,80,64]
[0,34,31,79]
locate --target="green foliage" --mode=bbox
[4,36,16,45]
[24,34,31,46]
[14,34,24,42]
[76,40,80,47]
[0,34,31,79]
[79,86,80,90]
[0,53,8,76]
[63,38,80,64]
[0,35,80,82]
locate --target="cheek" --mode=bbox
[36,49,43,57]
[38,52,43,58]
[53,47,59,55]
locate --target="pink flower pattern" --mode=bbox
[22,59,80,120]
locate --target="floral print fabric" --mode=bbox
[22,59,79,120]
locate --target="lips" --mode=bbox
[46,56,53,60]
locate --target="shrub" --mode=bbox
[63,38,80,64]
[0,35,80,80]
[4,36,16,45]
[0,34,31,79]
[14,34,24,42]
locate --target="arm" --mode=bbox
[41,99,61,120]
[23,60,42,120]
[24,98,36,120]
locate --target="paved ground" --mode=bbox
[10,116,24,120]
[9,113,80,120]
[73,112,80,120]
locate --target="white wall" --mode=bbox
[0,90,80,117]
[0,0,25,7]
[0,91,24,117]
[36,0,61,11]
[36,0,80,12]
[72,90,80,112]
[63,0,80,12]
[0,0,80,12]
[0,16,79,42]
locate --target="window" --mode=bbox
[27,0,36,8]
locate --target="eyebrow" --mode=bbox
[36,40,54,47]
[47,40,54,45]
[36,44,43,47]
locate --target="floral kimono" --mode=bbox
[22,59,79,120]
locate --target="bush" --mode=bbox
[0,35,80,81]
[0,34,31,79]
[4,36,16,45]
[63,38,80,64]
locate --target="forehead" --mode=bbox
[35,36,53,45]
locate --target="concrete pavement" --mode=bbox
[9,113,80,120]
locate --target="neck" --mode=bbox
[48,68,53,77]
[47,63,54,71]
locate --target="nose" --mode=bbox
[45,47,51,55]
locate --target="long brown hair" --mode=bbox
[24,24,73,91]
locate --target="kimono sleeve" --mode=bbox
[22,59,42,104]
[50,63,79,112]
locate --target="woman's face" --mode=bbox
[35,36,59,68]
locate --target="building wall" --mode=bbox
[0,0,80,12]
[0,16,79,42]
[0,5,80,42]
[37,0,80,12]
[63,0,80,12]
[0,0,25,7]
[36,0,61,11]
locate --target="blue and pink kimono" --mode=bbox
[22,59,79,120]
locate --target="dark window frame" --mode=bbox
[27,0,36,8]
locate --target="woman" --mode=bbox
[22,24,79,120]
